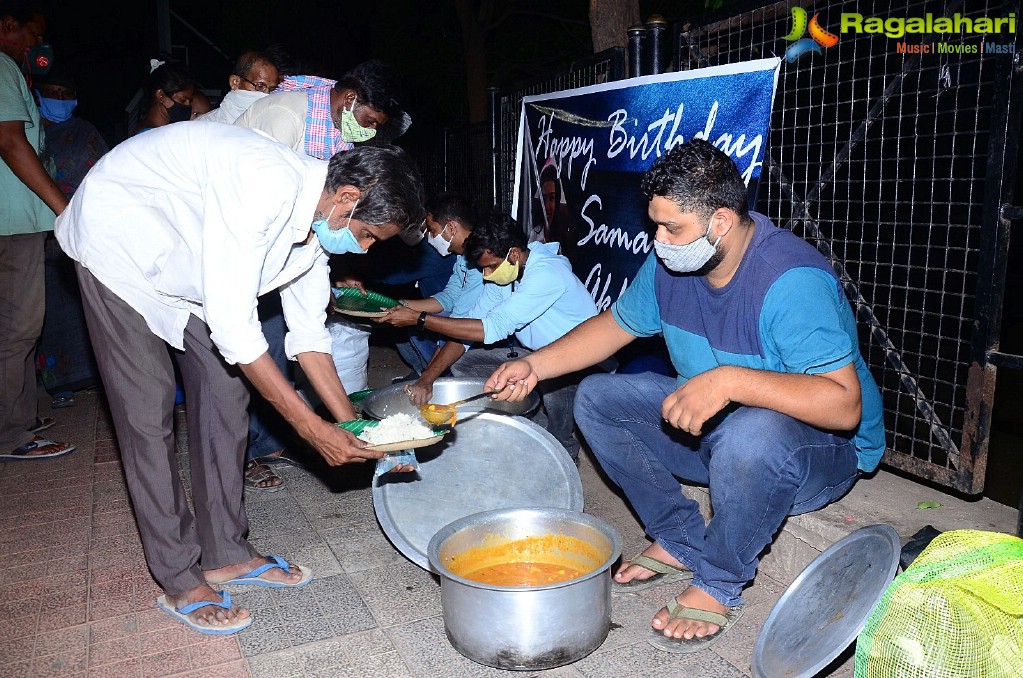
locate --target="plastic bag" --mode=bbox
[855,529,1023,677]
[327,316,370,393]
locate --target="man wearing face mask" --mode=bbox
[235,58,407,157]
[0,0,75,462]
[32,65,108,405]
[56,123,423,634]
[197,50,281,125]
[232,58,407,488]
[372,192,482,376]
[485,140,885,654]
[378,211,601,461]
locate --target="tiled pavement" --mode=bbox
[0,345,855,677]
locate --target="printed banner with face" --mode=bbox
[513,58,781,311]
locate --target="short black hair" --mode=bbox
[463,211,527,269]
[232,50,273,80]
[333,59,404,120]
[425,192,476,231]
[640,139,748,220]
[325,146,424,232]
[144,61,195,104]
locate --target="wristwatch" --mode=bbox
[417,311,428,330]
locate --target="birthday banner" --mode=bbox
[513,58,781,311]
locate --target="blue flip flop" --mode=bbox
[220,555,314,588]
[155,590,252,635]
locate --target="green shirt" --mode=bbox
[0,52,54,235]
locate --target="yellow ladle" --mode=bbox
[419,390,500,425]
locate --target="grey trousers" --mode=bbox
[76,264,258,595]
[0,232,46,452]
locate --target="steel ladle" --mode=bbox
[419,390,500,425]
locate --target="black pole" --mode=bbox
[487,87,501,210]
[627,24,646,78]
[645,15,668,75]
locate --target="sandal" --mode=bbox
[251,448,303,468]
[244,459,284,492]
[613,553,694,593]
[29,416,56,434]
[647,599,745,654]
[1,436,75,461]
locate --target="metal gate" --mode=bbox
[425,0,1020,499]
[675,0,1020,495]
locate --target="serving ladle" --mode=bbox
[419,390,500,425]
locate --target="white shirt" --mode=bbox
[197,88,269,124]
[233,90,307,152]
[56,122,332,365]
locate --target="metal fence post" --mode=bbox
[628,24,646,77]
[645,15,668,75]
[487,87,501,210]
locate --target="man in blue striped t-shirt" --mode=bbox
[485,139,885,654]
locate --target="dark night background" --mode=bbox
[45,0,715,146]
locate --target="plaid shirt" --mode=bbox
[276,76,353,160]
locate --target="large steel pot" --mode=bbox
[428,507,622,671]
[360,377,540,421]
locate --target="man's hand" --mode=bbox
[661,366,733,436]
[375,305,420,327]
[334,276,366,294]
[485,359,539,402]
[404,379,434,405]
[305,419,385,466]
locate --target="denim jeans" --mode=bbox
[449,346,582,461]
[246,293,293,460]
[574,372,860,607]
[395,331,444,376]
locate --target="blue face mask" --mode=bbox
[311,200,367,254]
[36,93,77,123]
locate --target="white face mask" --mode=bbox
[426,223,453,256]
[654,215,721,273]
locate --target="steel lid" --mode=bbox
[372,413,583,570]
[752,523,902,678]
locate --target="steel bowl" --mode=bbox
[360,377,540,422]
[428,507,621,671]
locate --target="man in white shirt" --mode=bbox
[55,122,423,635]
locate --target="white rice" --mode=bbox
[359,413,436,445]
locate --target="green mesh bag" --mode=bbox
[855,529,1023,677]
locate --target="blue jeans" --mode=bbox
[395,331,444,376]
[574,372,860,607]
[246,293,293,460]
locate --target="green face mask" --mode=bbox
[483,253,520,286]
[337,102,377,143]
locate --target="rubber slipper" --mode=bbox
[251,449,303,468]
[220,555,313,588]
[1,437,75,461]
[156,590,251,635]
[29,416,55,434]
[613,553,694,593]
[244,459,284,492]
[647,599,745,654]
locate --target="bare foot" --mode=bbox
[205,555,304,586]
[164,583,250,629]
[652,586,727,639]
[614,542,687,585]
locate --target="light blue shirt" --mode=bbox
[468,241,597,350]
[434,254,484,318]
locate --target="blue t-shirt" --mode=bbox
[612,212,885,472]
